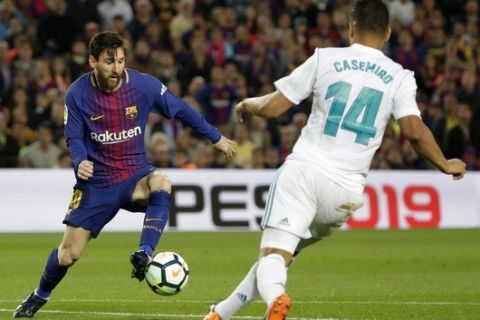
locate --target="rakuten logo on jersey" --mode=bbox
[90,126,142,144]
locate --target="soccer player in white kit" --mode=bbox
[204,1,466,319]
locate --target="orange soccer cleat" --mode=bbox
[266,293,292,320]
[203,303,222,320]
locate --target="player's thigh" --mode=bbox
[260,227,301,263]
[261,162,318,239]
[309,181,363,239]
[131,170,171,205]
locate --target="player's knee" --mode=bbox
[58,247,82,267]
[261,248,293,266]
[147,171,171,193]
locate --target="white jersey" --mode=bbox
[274,44,421,194]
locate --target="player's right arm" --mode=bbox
[64,90,93,180]
[236,48,320,122]
[235,91,293,122]
[398,116,466,180]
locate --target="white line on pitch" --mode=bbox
[0,309,349,320]
[1,299,478,306]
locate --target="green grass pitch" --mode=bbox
[1,229,479,319]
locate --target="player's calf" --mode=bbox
[12,292,48,318]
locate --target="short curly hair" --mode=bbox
[350,0,390,36]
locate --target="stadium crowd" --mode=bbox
[0,0,479,170]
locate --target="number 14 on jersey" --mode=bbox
[324,81,383,146]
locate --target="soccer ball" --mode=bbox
[145,251,189,296]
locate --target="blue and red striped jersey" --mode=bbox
[65,69,221,187]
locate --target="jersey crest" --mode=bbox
[125,105,138,119]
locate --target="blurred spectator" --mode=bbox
[174,146,196,169]
[128,0,155,41]
[97,0,133,30]
[0,40,11,102]
[56,151,73,168]
[66,0,100,32]
[0,108,19,167]
[402,140,428,169]
[68,39,89,81]
[110,15,133,43]
[207,27,234,65]
[244,42,274,96]
[431,93,459,151]
[51,56,71,93]
[37,0,77,55]
[278,125,298,163]
[149,132,174,168]
[232,25,252,70]
[12,39,35,79]
[388,0,415,27]
[233,123,254,168]
[169,0,194,41]
[18,122,61,168]
[265,146,281,169]
[152,49,178,84]
[30,59,57,94]
[128,37,153,73]
[390,29,424,72]
[252,147,266,169]
[193,141,216,168]
[195,65,237,136]
[417,52,440,97]
[446,102,473,159]
[178,36,214,92]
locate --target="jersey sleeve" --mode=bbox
[392,70,421,120]
[148,76,221,144]
[274,49,320,104]
[64,90,88,173]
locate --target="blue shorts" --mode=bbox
[63,167,155,237]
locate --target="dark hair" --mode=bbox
[350,0,390,36]
[88,31,127,60]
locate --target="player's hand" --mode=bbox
[235,101,250,123]
[78,160,94,180]
[443,158,466,180]
[214,136,237,159]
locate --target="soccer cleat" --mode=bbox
[266,293,291,320]
[12,292,48,318]
[130,250,151,281]
[203,303,222,320]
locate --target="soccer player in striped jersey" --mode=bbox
[13,31,236,318]
[204,1,465,319]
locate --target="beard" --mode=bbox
[96,72,122,91]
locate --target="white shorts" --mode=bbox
[261,161,364,242]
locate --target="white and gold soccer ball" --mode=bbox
[145,251,189,296]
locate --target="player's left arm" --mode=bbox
[393,71,466,180]
[151,80,236,158]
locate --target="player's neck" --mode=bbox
[351,36,385,51]
[350,28,388,51]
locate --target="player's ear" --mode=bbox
[88,55,96,69]
[348,22,355,44]
[384,26,392,42]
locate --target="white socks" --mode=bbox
[214,262,259,320]
[256,254,287,307]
